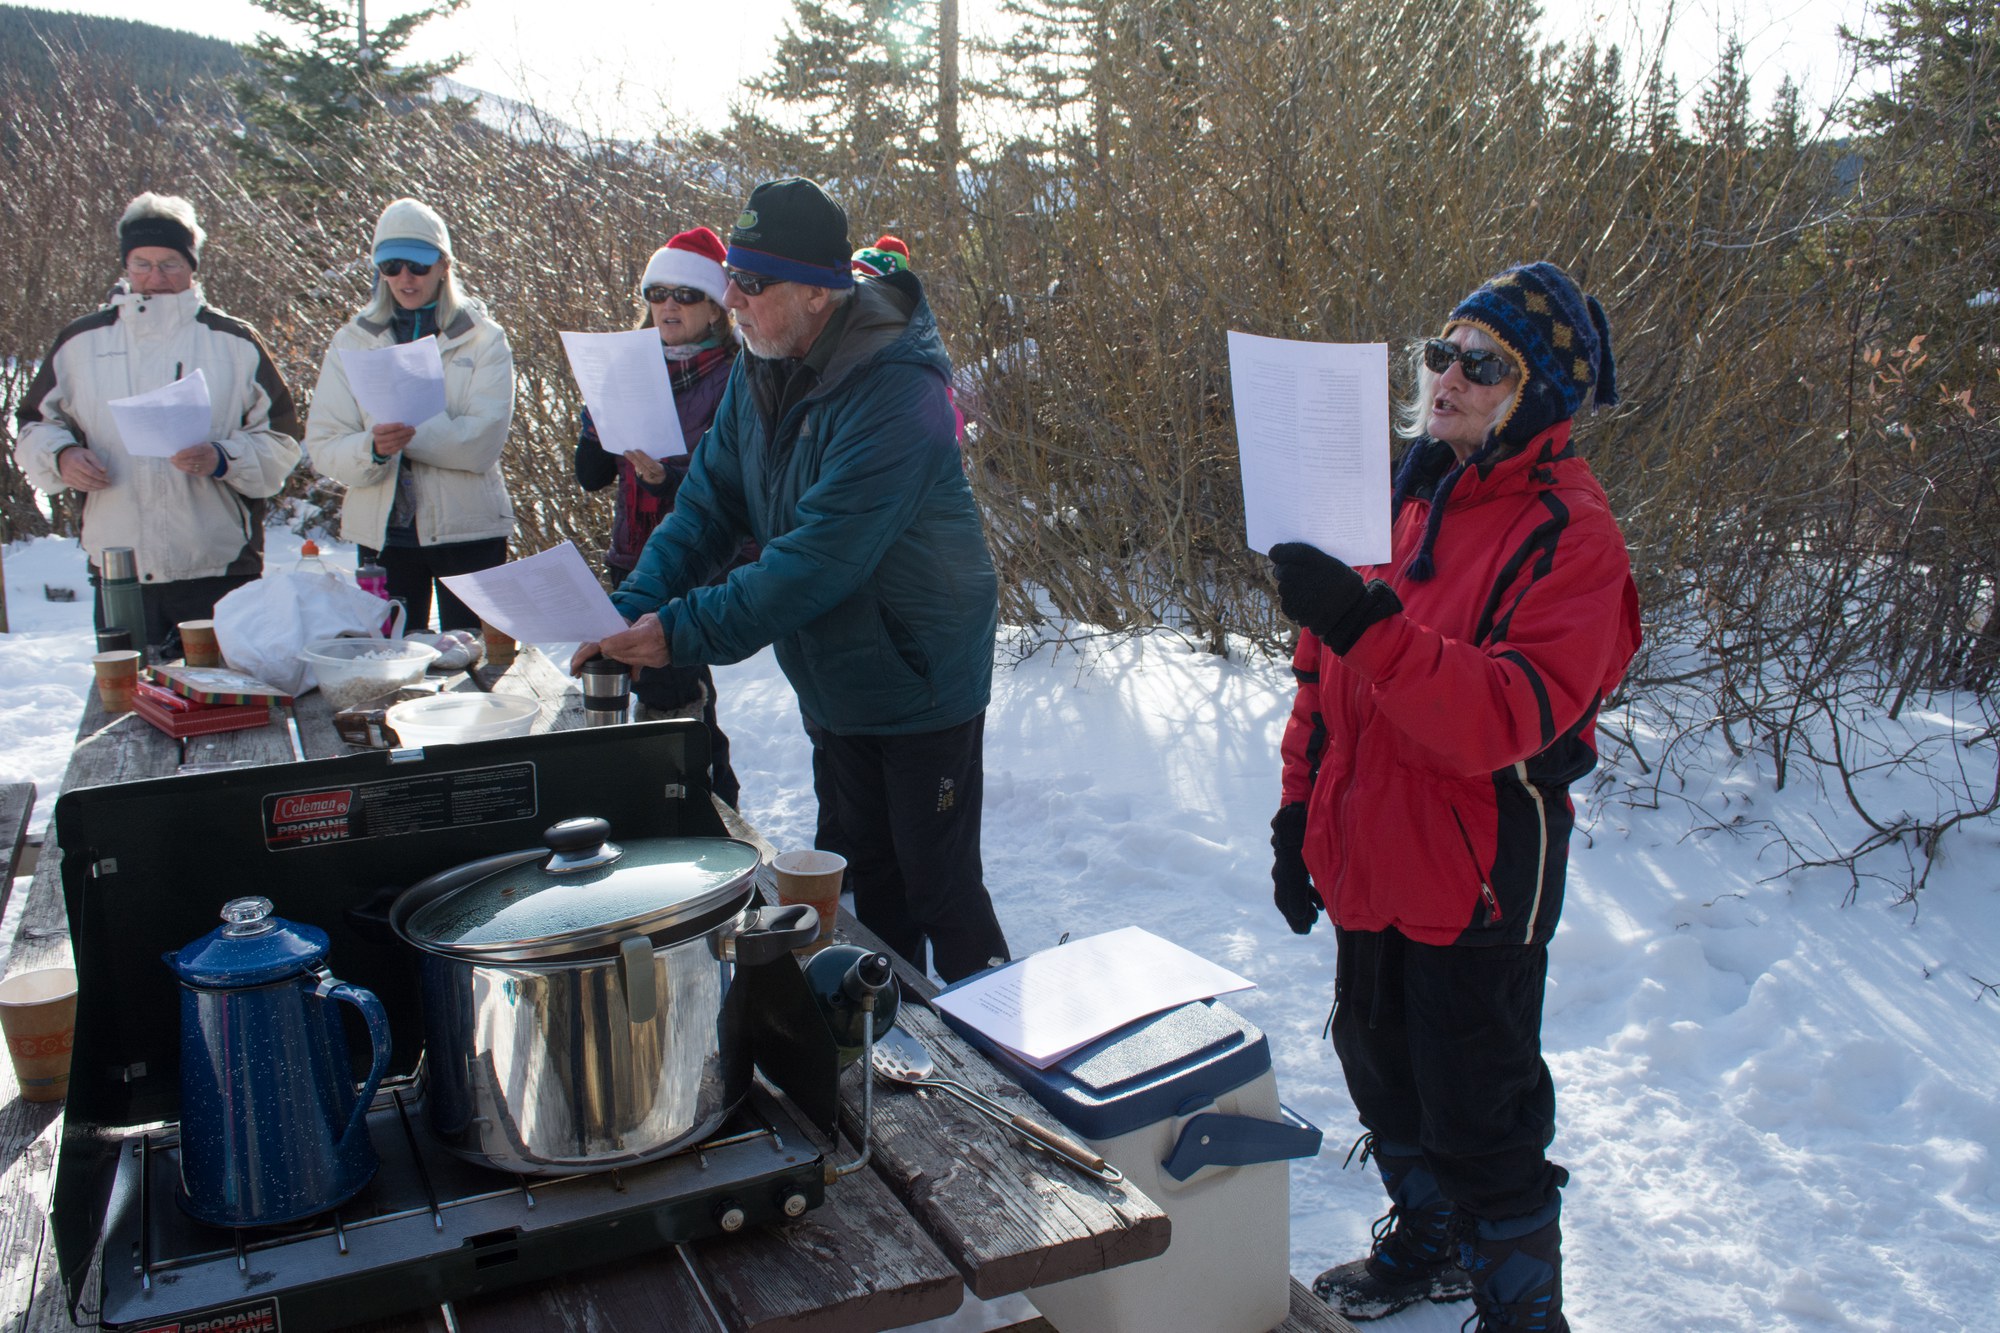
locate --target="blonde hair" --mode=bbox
[359,259,479,328]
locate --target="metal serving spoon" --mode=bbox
[871,1025,1123,1185]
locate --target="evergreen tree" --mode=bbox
[733,0,939,191]
[1693,37,1752,150]
[233,0,472,198]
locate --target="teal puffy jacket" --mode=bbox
[612,271,998,735]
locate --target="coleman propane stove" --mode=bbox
[91,1080,827,1333]
[51,724,859,1333]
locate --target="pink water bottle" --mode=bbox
[356,562,398,634]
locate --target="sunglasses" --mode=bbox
[725,268,787,297]
[1422,338,1514,387]
[644,285,709,305]
[378,259,433,278]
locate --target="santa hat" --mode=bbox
[641,226,729,305]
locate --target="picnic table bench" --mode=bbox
[0,647,1354,1333]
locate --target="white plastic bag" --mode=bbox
[213,570,401,695]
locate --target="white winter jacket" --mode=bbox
[306,305,517,549]
[13,286,303,582]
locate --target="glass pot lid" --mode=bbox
[404,818,762,960]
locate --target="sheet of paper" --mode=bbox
[337,336,448,427]
[932,926,1254,1069]
[560,329,686,460]
[1228,331,1392,563]
[107,369,212,458]
[438,541,631,644]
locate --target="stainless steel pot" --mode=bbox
[389,817,817,1175]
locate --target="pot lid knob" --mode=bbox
[543,817,622,875]
[220,896,277,937]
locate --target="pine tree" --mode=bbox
[732,0,940,192]
[233,0,471,198]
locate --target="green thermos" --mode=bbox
[100,546,148,653]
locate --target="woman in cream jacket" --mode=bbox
[307,198,515,630]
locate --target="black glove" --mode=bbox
[1269,542,1403,654]
[1270,802,1319,935]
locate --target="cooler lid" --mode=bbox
[942,997,1271,1142]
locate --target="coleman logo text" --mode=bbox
[274,791,353,823]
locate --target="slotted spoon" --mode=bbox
[872,1025,1123,1184]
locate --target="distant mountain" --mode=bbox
[0,5,245,98]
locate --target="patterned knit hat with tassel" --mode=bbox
[1401,262,1618,581]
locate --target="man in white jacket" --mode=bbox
[14,193,303,653]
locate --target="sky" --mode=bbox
[12,0,1883,140]
[3,525,1996,1331]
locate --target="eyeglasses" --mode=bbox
[378,259,433,278]
[127,257,188,277]
[644,285,709,305]
[725,269,787,297]
[1422,338,1515,387]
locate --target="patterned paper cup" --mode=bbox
[772,850,847,954]
[0,967,79,1103]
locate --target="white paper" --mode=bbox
[560,329,686,460]
[107,369,212,458]
[438,541,631,644]
[337,336,448,427]
[932,926,1254,1069]
[1228,331,1393,563]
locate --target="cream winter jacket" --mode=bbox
[306,304,517,549]
[13,286,303,582]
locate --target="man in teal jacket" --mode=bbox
[574,177,1007,982]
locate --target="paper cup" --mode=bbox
[0,967,79,1103]
[178,618,221,668]
[91,649,141,713]
[772,850,846,954]
[481,621,517,667]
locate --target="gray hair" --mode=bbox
[1396,325,1520,440]
[118,192,205,255]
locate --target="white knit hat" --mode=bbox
[640,226,729,306]
[372,198,453,266]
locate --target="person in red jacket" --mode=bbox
[1270,263,1640,1333]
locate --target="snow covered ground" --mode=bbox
[4,528,1996,1332]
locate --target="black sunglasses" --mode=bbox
[378,259,433,278]
[1422,338,1514,387]
[644,285,709,305]
[724,268,787,297]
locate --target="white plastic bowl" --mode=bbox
[303,637,440,711]
[385,693,541,746]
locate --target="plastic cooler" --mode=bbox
[940,997,1321,1333]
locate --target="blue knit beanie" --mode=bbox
[1400,263,1617,582]
[1445,261,1617,452]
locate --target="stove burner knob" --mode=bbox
[715,1200,747,1233]
[779,1191,809,1218]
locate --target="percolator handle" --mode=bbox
[316,974,393,1147]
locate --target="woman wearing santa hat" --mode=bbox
[574,224,744,806]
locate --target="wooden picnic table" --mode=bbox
[1,646,1355,1333]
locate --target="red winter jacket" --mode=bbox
[1279,421,1641,946]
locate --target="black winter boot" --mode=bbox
[1312,1146,1473,1321]
[1459,1204,1566,1332]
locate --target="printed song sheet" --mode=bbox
[1228,331,1392,562]
[438,541,631,644]
[337,336,448,427]
[108,369,213,458]
[560,329,686,460]
[932,926,1254,1069]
